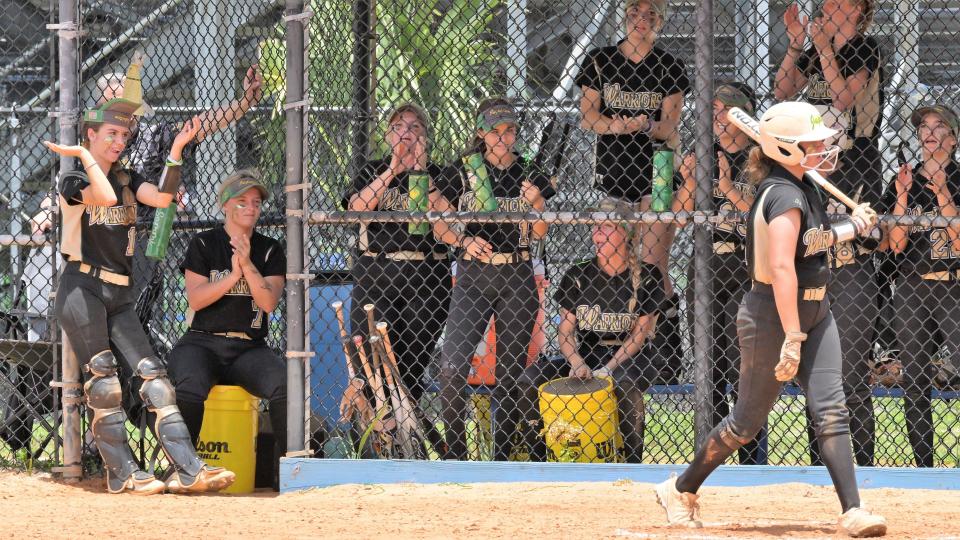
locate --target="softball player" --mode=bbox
[576,0,689,302]
[521,199,664,463]
[655,102,886,537]
[167,170,287,488]
[883,104,960,467]
[433,98,553,461]
[775,0,884,468]
[342,103,451,401]
[45,96,235,494]
[675,81,764,464]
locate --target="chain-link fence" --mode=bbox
[3,0,960,480]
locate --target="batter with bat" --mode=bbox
[45,85,235,494]
[342,103,452,402]
[167,170,287,490]
[655,102,886,537]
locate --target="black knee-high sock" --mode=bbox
[675,426,738,494]
[818,432,861,512]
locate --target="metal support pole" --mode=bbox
[56,0,82,481]
[692,0,715,450]
[284,0,307,456]
[349,0,374,185]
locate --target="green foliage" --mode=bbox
[256,0,501,208]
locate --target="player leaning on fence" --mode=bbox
[576,0,688,303]
[167,170,287,489]
[881,104,960,468]
[342,103,452,404]
[44,84,235,494]
[432,98,553,461]
[674,81,765,465]
[775,0,885,468]
[654,102,886,537]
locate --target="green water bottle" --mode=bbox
[651,148,674,212]
[145,201,176,260]
[463,153,498,212]
[408,172,430,235]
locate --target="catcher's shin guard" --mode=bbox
[137,356,235,493]
[85,350,164,494]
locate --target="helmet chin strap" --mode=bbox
[800,146,840,173]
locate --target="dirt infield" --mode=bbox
[0,471,956,539]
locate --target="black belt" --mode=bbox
[362,251,447,261]
[751,281,826,301]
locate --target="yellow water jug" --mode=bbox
[197,385,259,493]
[538,376,621,463]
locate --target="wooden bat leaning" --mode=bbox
[726,107,859,210]
[331,301,363,378]
[352,335,392,430]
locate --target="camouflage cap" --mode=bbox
[476,98,518,132]
[716,82,757,113]
[218,169,270,206]
[911,104,960,136]
[82,97,139,128]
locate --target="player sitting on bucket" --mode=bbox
[167,169,287,490]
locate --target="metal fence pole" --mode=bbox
[692,0,716,450]
[349,0,374,185]
[55,0,82,481]
[284,0,307,455]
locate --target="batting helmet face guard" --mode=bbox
[758,101,840,172]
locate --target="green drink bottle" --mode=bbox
[408,172,430,235]
[651,148,674,212]
[145,201,176,260]
[462,153,498,212]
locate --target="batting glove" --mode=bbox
[851,203,878,235]
[774,331,807,382]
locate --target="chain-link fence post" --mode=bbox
[285,0,307,456]
[55,0,82,481]
[691,0,716,450]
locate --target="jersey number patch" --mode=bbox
[126,227,136,257]
[251,299,264,329]
[930,229,960,260]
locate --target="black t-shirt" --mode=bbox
[880,163,960,276]
[576,43,690,202]
[341,159,447,255]
[553,259,664,367]
[59,165,146,275]
[180,226,286,339]
[747,165,831,288]
[712,144,754,247]
[437,155,553,254]
[796,36,883,149]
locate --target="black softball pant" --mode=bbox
[439,258,538,461]
[676,284,862,512]
[893,273,960,467]
[818,258,878,466]
[167,331,287,479]
[350,255,451,401]
[687,252,765,464]
[55,267,153,414]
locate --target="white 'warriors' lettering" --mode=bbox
[803,226,833,257]
[86,204,136,226]
[460,193,531,213]
[602,83,663,111]
[576,304,638,333]
[379,187,409,211]
[209,269,251,296]
[807,75,831,100]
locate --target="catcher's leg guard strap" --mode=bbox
[138,357,205,480]
[84,351,141,492]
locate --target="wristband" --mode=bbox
[165,155,184,167]
[642,120,655,136]
[831,220,858,244]
[157,165,182,196]
[84,162,99,171]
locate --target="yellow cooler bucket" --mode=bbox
[538,376,621,463]
[198,385,259,493]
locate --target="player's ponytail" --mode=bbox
[744,146,773,186]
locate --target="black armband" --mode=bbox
[157,164,182,195]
